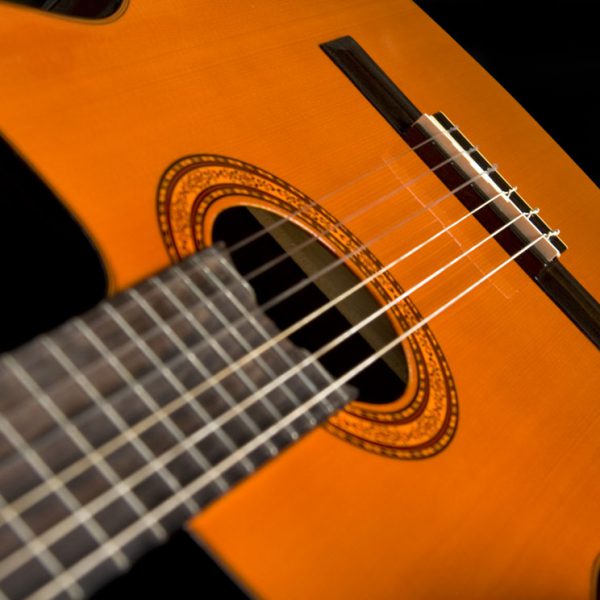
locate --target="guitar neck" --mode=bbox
[0,246,353,599]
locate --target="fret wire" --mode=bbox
[40,338,169,540]
[1,356,130,571]
[104,296,255,474]
[125,285,237,489]
[208,256,324,423]
[174,266,288,451]
[0,494,82,600]
[78,312,199,516]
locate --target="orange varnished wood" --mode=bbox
[0,1,599,598]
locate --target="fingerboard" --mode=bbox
[0,246,355,599]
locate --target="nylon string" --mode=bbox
[0,135,541,592]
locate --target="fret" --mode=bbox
[177,266,303,440]
[0,378,88,464]
[213,253,325,422]
[8,340,71,391]
[0,454,45,507]
[101,301,239,494]
[0,354,72,463]
[0,360,33,413]
[0,357,130,570]
[0,495,81,600]
[73,318,196,517]
[0,518,23,559]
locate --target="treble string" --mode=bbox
[30,229,559,600]
[0,157,493,530]
[231,142,478,281]
[0,188,533,582]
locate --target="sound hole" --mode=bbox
[212,207,407,405]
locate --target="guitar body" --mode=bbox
[0,1,599,598]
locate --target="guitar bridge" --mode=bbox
[404,112,565,272]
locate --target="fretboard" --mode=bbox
[0,246,355,599]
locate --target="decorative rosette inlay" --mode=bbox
[157,154,458,459]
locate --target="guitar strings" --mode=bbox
[0,133,543,585]
[56,130,473,401]
[0,141,479,461]
[0,189,533,581]
[0,160,492,522]
[0,131,460,411]
[0,165,500,552]
[30,229,558,600]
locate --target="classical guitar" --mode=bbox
[0,1,599,599]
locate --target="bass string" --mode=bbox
[29,229,559,600]
[0,161,493,522]
[0,188,531,581]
